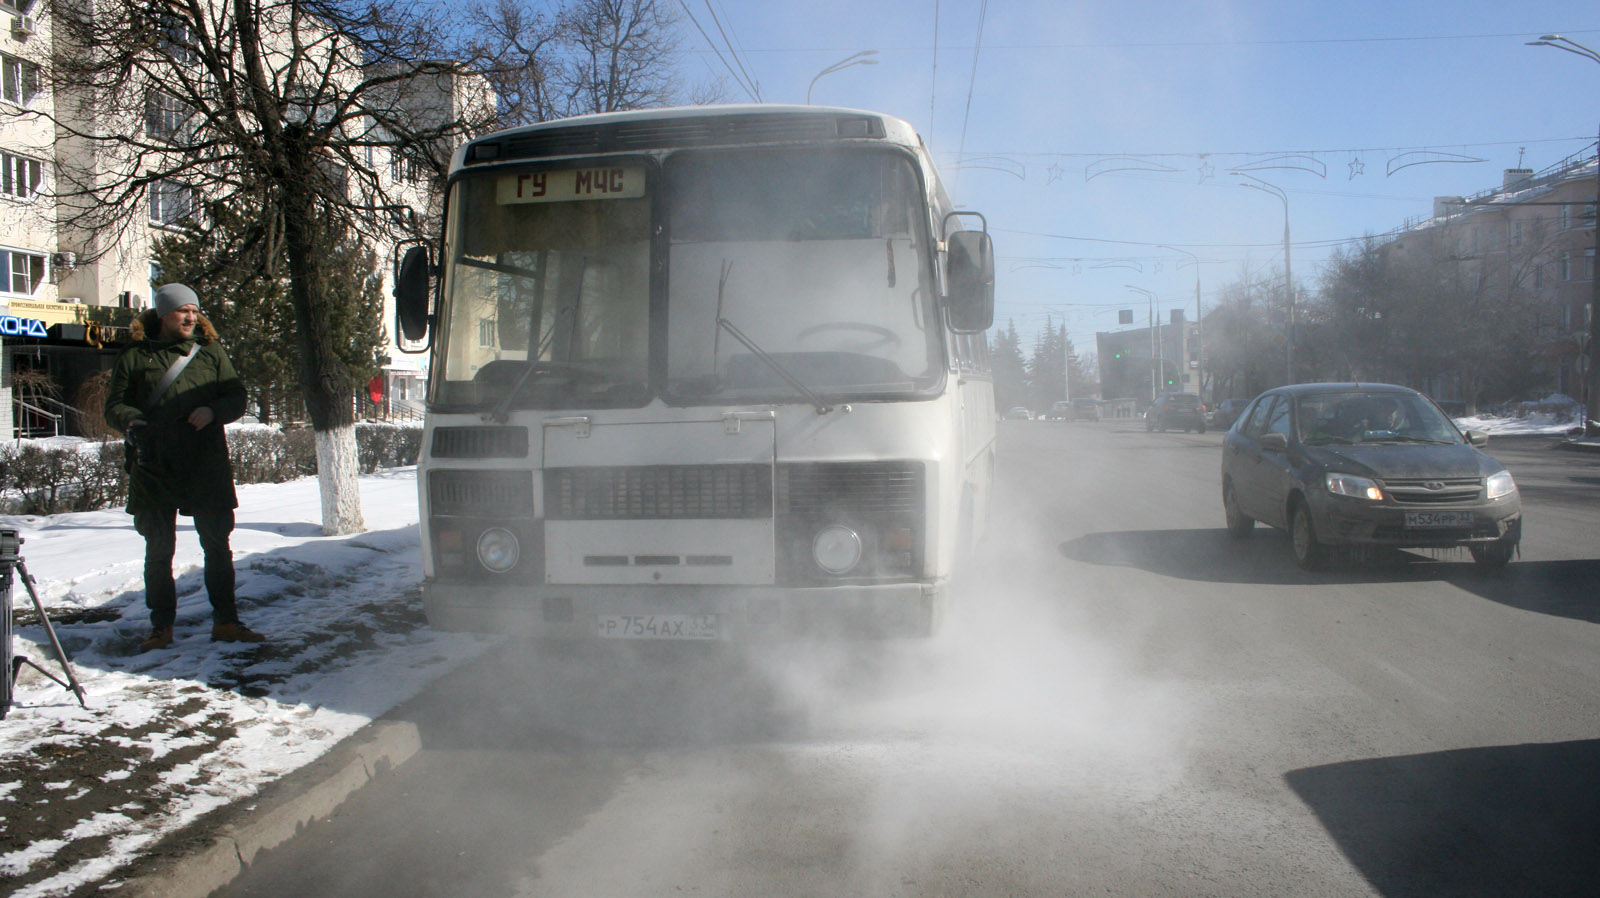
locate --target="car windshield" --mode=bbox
[1296,392,1463,445]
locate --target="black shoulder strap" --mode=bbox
[145,342,201,413]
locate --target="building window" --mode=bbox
[1,53,39,106]
[478,318,495,348]
[1560,251,1571,281]
[1,151,42,200]
[149,179,198,226]
[1587,248,1596,281]
[158,12,198,65]
[1511,219,1522,247]
[1,247,46,295]
[145,91,194,142]
[390,148,428,185]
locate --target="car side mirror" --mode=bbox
[1465,430,1488,447]
[1260,432,1289,452]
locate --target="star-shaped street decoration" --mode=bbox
[1348,156,1366,180]
[1046,162,1066,184]
[1197,160,1214,183]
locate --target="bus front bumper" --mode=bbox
[421,580,947,640]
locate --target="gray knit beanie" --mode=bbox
[153,283,200,317]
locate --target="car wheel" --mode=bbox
[1289,500,1325,571]
[1223,483,1254,538]
[1469,537,1516,569]
[1146,419,1154,432]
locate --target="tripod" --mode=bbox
[2,528,87,719]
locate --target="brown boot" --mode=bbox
[211,621,267,643]
[140,626,174,652]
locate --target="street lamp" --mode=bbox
[1126,284,1159,401]
[1160,244,1203,401]
[1528,34,1600,435]
[807,50,878,104]
[1236,173,1295,384]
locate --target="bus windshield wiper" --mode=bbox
[716,317,832,415]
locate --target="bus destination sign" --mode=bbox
[497,167,646,205]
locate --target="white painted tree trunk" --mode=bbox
[315,423,366,535]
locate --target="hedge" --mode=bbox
[0,423,423,515]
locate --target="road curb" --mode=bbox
[108,719,422,898]
[1555,439,1600,453]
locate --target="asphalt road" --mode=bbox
[223,420,1600,898]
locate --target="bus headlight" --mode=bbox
[476,527,520,573]
[813,524,863,575]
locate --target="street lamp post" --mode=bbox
[1528,34,1600,435]
[1126,285,1159,401]
[1160,244,1203,401]
[1236,174,1295,385]
[807,50,879,104]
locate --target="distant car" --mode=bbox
[1004,406,1032,421]
[1219,383,1521,570]
[1046,400,1073,421]
[1145,393,1206,432]
[1061,398,1100,421]
[1209,397,1251,430]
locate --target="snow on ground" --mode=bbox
[0,463,496,898]
[0,404,1592,896]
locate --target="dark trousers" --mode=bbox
[134,508,238,630]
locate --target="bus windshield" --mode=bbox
[664,149,940,402]
[431,147,940,410]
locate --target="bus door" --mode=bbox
[540,412,777,586]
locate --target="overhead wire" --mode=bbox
[702,0,761,102]
[678,0,760,102]
[955,0,987,165]
[927,0,939,149]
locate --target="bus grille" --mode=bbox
[777,462,923,515]
[431,426,529,459]
[480,113,887,162]
[545,465,773,520]
[429,470,534,515]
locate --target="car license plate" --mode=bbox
[597,614,718,640]
[1404,511,1475,528]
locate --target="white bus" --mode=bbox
[393,105,995,640]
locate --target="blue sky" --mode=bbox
[679,1,1600,354]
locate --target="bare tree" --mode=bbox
[33,0,526,533]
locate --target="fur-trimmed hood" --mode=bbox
[129,308,219,342]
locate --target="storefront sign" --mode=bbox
[0,316,49,337]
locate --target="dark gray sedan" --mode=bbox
[1220,383,1522,569]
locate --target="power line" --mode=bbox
[955,0,988,165]
[678,0,760,101]
[927,0,940,149]
[687,28,1600,56]
[702,0,761,101]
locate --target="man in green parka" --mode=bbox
[106,283,267,652]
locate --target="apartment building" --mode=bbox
[0,1,484,438]
[1386,155,1597,400]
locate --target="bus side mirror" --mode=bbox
[395,244,433,344]
[945,230,994,334]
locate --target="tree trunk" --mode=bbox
[282,165,365,536]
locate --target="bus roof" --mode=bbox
[450,104,924,172]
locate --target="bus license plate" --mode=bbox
[598,614,718,640]
[1404,511,1474,528]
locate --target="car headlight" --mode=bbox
[812,524,863,575]
[1326,472,1384,501]
[1486,470,1517,500]
[476,527,520,573]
